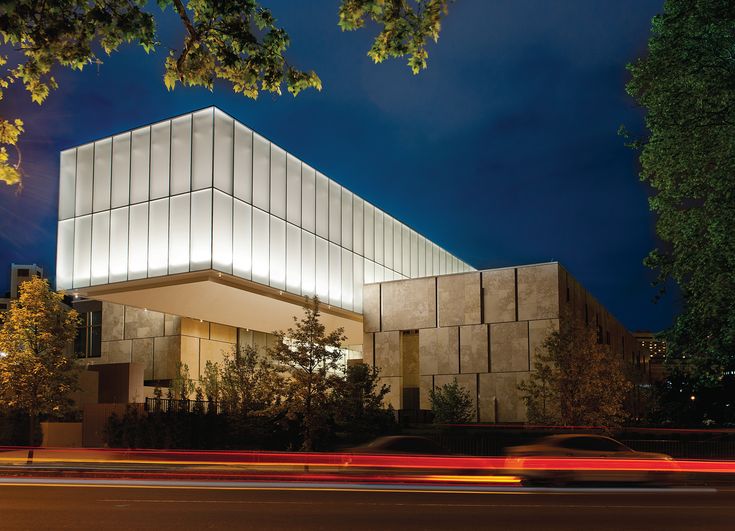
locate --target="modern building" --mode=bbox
[634,330,667,382]
[362,262,645,422]
[0,263,45,311]
[56,107,472,397]
[54,107,642,425]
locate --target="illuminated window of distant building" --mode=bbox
[75,310,102,358]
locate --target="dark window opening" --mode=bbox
[16,268,29,277]
[75,310,102,358]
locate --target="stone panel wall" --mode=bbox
[381,277,436,331]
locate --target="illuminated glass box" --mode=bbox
[56,107,473,314]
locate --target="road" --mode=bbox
[0,480,733,530]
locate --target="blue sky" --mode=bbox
[0,0,676,331]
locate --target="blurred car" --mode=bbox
[505,434,675,485]
[349,436,452,455]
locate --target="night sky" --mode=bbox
[0,0,675,332]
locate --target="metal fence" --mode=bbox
[144,397,222,415]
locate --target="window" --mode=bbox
[16,268,29,277]
[75,310,102,358]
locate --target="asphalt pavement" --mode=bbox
[1,480,734,530]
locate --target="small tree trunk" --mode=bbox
[28,413,36,446]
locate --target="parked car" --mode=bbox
[505,434,675,485]
[350,436,452,455]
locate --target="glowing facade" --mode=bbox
[56,107,473,314]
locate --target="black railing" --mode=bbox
[145,397,223,415]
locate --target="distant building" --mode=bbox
[634,330,667,382]
[0,263,45,311]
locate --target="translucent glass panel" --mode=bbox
[109,208,129,283]
[56,219,74,289]
[270,144,287,220]
[301,165,316,233]
[364,258,375,284]
[214,109,233,194]
[111,133,131,208]
[234,122,253,202]
[171,115,192,195]
[315,172,329,239]
[148,199,169,277]
[410,230,419,278]
[192,109,213,190]
[374,210,383,263]
[93,139,112,212]
[269,217,286,289]
[252,133,270,211]
[212,191,233,274]
[130,127,150,204]
[393,221,401,272]
[384,216,394,271]
[418,235,426,277]
[364,203,374,260]
[341,249,353,310]
[252,207,269,284]
[329,181,341,245]
[341,191,353,250]
[75,143,94,216]
[301,231,316,296]
[432,244,440,275]
[128,203,148,280]
[73,215,92,288]
[286,223,301,294]
[315,237,329,300]
[286,154,301,226]
[353,257,363,313]
[91,212,110,285]
[59,150,76,220]
[150,121,170,200]
[352,197,363,256]
[402,225,410,277]
[233,199,252,279]
[190,189,212,271]
[169,194,190,275]
[329,242,341,306]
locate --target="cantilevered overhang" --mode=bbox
[73,270,363,344]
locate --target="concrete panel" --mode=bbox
[181,317,210,339]
[478,372,527,422]
[210,322,237,344]
[131,338,153,380]
[362,333,375,366]
[436,327,460,375]
[180,336,200,380]
[460,324,489,374]
[375,331,401,377]
[517,263,559,321]
[420,375,433,410]
[101,339,132,364]
[482,269,516,323]
[101,302,125,341]
[164,314,181,336]
[434,373,477,417]
[529,318,559,368]
[363,284,381,332]
[153,336,180,381]
[379,376,402,410]
[199,339,233,378]
[124,306,165,339]
[381,278,436,331]
[437,273,481,327]
[490,321,529,372]
[418,328,438,376]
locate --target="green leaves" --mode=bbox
[626,0,735,424]
[339,0,451,74]
[429,378,474,424]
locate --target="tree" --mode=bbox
[0,0,452,186]
[0,277,79,444]
[429,379,474,424]
[169,362,194,400]
[218,345,283,416]
[332,363,395,441]
[270,296,346,451]
[625,1,735,425]
[518,312,631,428]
